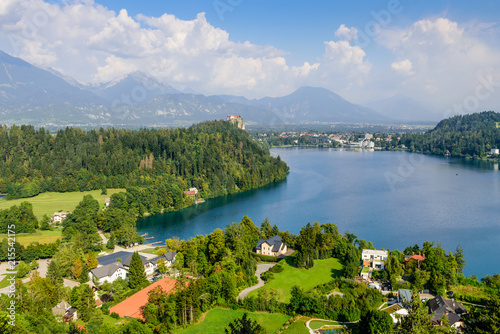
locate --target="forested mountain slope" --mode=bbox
[0,121,289,206]
[401,111,500,157]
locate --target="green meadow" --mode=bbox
[0,189,125,220]
[249,257,343,303]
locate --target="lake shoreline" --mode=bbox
[137,148,500,279]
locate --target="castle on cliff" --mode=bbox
[226,115,245,130]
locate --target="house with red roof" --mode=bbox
[404,252,426,269]
[109,278,178,320]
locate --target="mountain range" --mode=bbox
[0,50,436,127]
[364,94,439,122]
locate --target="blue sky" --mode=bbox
[95,0,500,63]
[1,0,500,114]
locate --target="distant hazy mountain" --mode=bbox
[182,87,199,95]
[0,50,109,124]
[93,71,181,104]
[115,93,268,124]
[365,94,439,122]
[0,51,394,126]
[42,66,90,91]
[254,86,386,123]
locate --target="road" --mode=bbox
[0,236,160,295]
[237,263,275,300]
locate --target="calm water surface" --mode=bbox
[137,148,500,278]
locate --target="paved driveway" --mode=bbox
[237,263,275,300]
[35,259,49,278]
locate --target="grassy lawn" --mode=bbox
[452,284,491,302]
[140,248,159,255]
[283,317,310,334]
[309,320,341,330]
[0,229,63,245]
[249,257,343,303]
[76,314,126,328]
[176,308,290,334]
[0,274,15,289]
[0,189,125,220]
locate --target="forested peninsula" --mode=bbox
[400,111,500,158]
[0,121,289,211]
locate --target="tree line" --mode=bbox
[399,111,500,158]
[0,120,289,201]
[1,213,499,333]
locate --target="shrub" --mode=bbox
[261,271,275,282]
[251,252,281,262]
[110,312,120,319]
[270,260,285,273]
[101,303,110,315]
[16,262,30,278]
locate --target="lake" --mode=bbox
[137,148,500,278]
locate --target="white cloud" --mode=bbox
[0,1,374,98]
[373,18,500,111]
[0,2,498,111]
[335,24,358,41]
[391,59,414,76]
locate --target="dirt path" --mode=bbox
[237,263,275,300]
[305,318,357,333]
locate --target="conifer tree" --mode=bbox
[47,261,63,286]
[79,261,89,284]
[225,313,265,334]
[75,284,96,322]
[128,252,147,289]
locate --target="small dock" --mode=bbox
[147,241,163,246]
[141,233,148,237]
[143,236,154,240]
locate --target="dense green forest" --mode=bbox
[400,111,500,158]
[0,121,289,201]
[1,214,499,333]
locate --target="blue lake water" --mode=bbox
[137,148,500,278]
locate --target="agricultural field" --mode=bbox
[0,189,125,220]
[0,229,64,245]
[176,307,290,334]
[249,257,343,302]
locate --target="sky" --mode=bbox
[1,0,500,117]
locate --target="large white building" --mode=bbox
[362,249,388,270]
[89,262,128,284]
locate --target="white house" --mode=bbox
[254,235,288,257]
[52,300,72,321]
[89,262,127,284]
[123,254,156,276]
[151,251,177,270]
[491,148,499,155]
[361,249,388,270]
[51,212,69,224]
